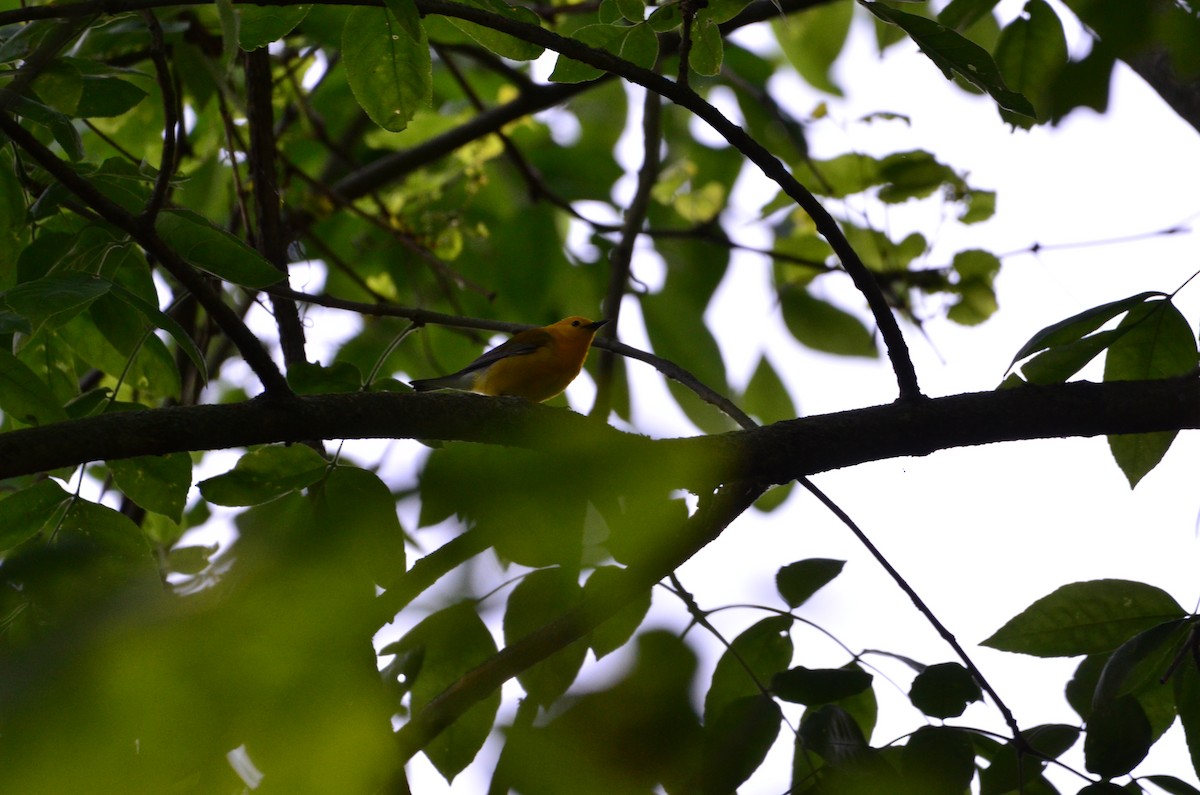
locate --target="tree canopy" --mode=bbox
[0,0,1199,792]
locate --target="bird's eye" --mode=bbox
[572,320,580,327]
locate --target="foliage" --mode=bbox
[0,0,1198,792]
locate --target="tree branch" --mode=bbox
[1,377,1196,486]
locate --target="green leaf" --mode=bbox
[3,271,111,335]
[982,579,1186,657]
[994,0,1067,125]
[0,347,69,425]
[584,566,652,659]
[775,558,845,608]
[779,287,878,358]
[385,602,500,781]
[939,0,1000,30]
[901,726,976,795]
[688,11,723,77]
[287,360,363,394]
[155,209,283,288]
[198,445,329,506]
[861,1,1036,117]
[1145,775,1200,795]
[1176,662,1200,783]
[1104,300,1197,486]
[742,355,796,424]
[442,0,544,61]
[0,479,71,551]
[63,297,182,400]
[550,22,659,83]
[1010,291,1163,364]
[703,615,793,724]
[796,703,870,765]
[58,498,156,569]
[1093,618,1191,709]
[107,281,207,386]
[108,453,193,523]
[0,89,85,161]
[1020,328,1123,384]
[772,0,853,95]
[701,694,781,794]
[503,568,587,705]
[772,665,872,705]
[343,2,432,132]
[909,662,982,718]
[314,465,406,589]
[976,724,1079,794]
[239,4,312,50]
[1083,694,1151,778]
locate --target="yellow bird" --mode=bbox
[410,316,609,402]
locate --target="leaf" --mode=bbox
[1020,328,1123,384]
[108,453,193,524]
[797,703,870,765]
[1092,618,1191,708]
[779,287,878,358]
[550,22,659,83]
[982,579,1186,657]
[1083,693,1151,779]
[743,355,796,425]
[287,360,363,394]
[775,558,845,608]
[688,11,723,77]
[772,0,853,95]
[772,665,872,705]
[908,662,982,718]
[1010,291,1163,364]
[314,465,406,589]
[155,209,283,288]
[503,568,587,705]
[1174,659,1200,781]
[239,4,312,50]
[1104,300,1198,486]
[976,724,1079,794]
[861,1,1035,117]
[386,602,500,781]
[0,479,71,551]
[701,694,781,794]
[994,0,1067,125]
[901,726,976,795]
[3,271,111,335]
[107,281,207,386]
[703,615,793,724]
[0,89,85,161]
[0,347,69,425]
[584,566,652,659]
[343,3,432,132]
[1145,775,1200,795]
[443,0,544,61]
[198,445,329,506]
[939,0,1000,30]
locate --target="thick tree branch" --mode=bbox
[1,377,1197,485]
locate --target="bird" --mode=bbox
[409,316,609,402]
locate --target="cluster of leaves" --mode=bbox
[0,0,1198,792]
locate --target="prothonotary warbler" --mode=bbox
[410,316,609,402]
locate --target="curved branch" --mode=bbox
[416,0,921,399]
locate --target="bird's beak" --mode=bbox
[587,319,610,331]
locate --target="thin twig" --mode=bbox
[797,477,1027,752]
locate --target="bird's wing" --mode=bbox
[453,329,549,376]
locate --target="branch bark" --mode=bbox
[2,377,1196,485]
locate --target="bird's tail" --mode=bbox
[409,373,473,392]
